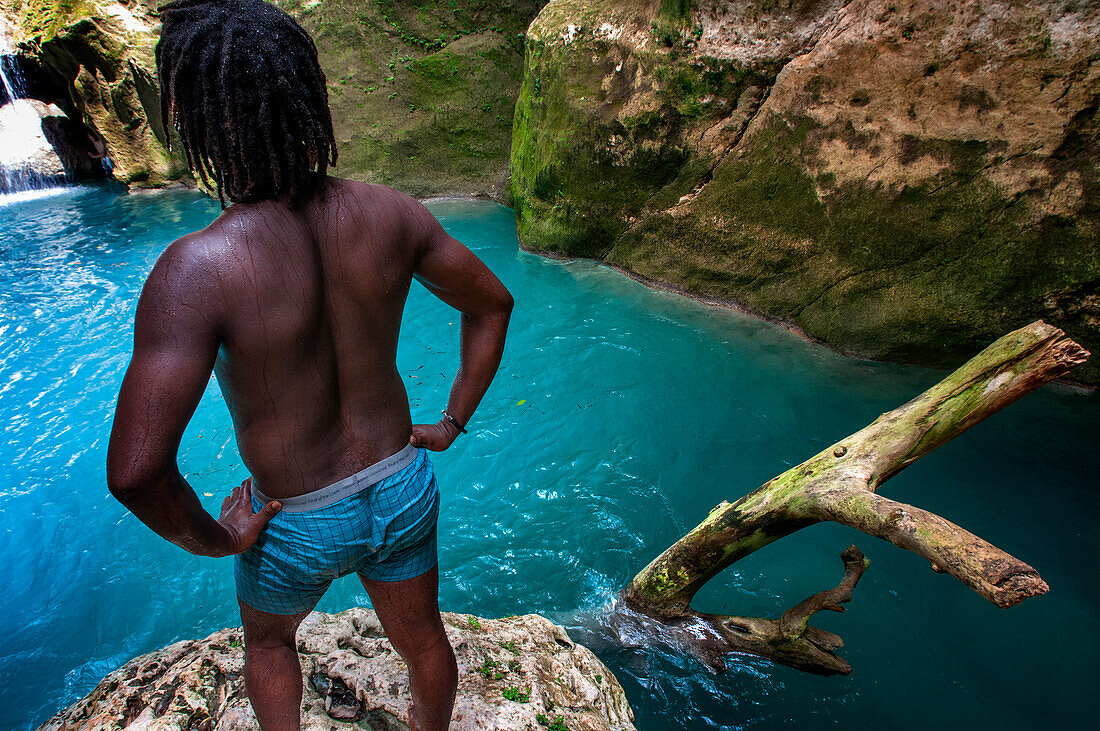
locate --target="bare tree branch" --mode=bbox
[616,321,1088,674]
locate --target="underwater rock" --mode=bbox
[511,0,1100,383]
[39,608,636,731]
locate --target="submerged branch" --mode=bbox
[619,321,1088,674]
[608,548,871,676]
[778,545,869,639]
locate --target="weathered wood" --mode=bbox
[619,321,1088,674]
[779,546,868,639]
[809,490,1046,608]
[607,547,870,676]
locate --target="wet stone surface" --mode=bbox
[38,608,636,731]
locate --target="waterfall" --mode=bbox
[0,15,25,101]
[0,26,69,196]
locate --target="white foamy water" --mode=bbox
[0,185,77,206]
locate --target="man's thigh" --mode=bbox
[359,567,448,658]
[239,598,313,649]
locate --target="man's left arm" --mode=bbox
[106,241,279,557]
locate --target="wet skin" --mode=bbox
[106,177,512,730]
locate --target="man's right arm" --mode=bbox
[401,196,514,449]
[106,239,280,556]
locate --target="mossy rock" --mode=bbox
[280,0,546,201]
[510,0,1100,383]
[510,1,770,258]
[609,112,1100,380]
[11,0,187,188]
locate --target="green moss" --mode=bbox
[14,0,94,41]
[23,4,187,188]
[641,567,676,596]
[604,113,1099,381]
[658,0,694,21]
[279,0,542,199]
[652,57,777,120]
[511,26,770,257]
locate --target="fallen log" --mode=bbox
[619,321,1089,675]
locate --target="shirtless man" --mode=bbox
[105,2,512,729]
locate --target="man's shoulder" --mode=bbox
[325,177,417,211]
[143,217,240,308]
[322,178,432,248]
[154,221,232,278]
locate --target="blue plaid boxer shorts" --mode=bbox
[234,445,439,615]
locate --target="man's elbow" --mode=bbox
[107,470,145,504]
[490,289,514,336]
[463,285,512,327]
[498,288,515,319]
[106,459,163,504]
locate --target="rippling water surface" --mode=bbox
[1,185,1097,729]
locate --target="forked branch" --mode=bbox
[617,321,1088,674]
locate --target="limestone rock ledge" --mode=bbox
[39,609,636,731]
[511,0,1100,383]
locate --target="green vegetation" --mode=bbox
[13,1,1095,380]
[511,0,784,257]
[475,653,521,679]
[604,113,1099,380]
[466,615,481,630]
[658,0,694,21]
[12,0,93,41]
[509,2,1098,383]
[502,686,531,702]
[14,0,188,188]
[511,17,775,259]
[537,713,569,730]
[277,0,544,199]
[476,658,503,680]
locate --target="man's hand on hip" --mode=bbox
[409,420,460,451]
[218,478,282,555]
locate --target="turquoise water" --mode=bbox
[1,185,1097,729]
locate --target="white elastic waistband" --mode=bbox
[253,444,419,513]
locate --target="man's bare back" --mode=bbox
[110,177,511,509]
[147,177,507,499]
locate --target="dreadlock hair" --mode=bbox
[156,0,337,207]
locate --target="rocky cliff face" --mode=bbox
[0,99,68,189]
[511,0,1100,382]
[3,0,547,198]
[2,0,185,187]
[40,609,636,730]
[279,0,546,200]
